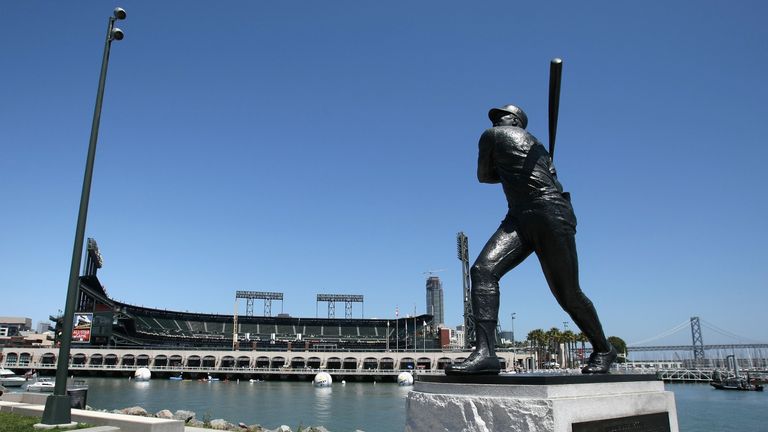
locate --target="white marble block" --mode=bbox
[405,375,678,432]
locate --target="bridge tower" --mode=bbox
[690,316,705,365]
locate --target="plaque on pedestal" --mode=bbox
[405,374,678,432]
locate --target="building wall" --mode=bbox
[0,317,32,338]
[0,346,531,372]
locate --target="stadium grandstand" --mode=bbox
[52,243,440,351]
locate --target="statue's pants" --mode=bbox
[471,206,611,352]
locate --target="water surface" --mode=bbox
[16,378,768,431]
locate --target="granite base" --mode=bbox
[405,374,678,432]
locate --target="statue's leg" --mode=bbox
[446,220,532,375]
[532,228,616,372]
[534,230,610,351]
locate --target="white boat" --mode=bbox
[0,368,27,388]
[27,378,56,392]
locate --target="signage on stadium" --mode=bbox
[72,313,93,343]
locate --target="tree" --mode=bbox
[527,329,546,368]
[608,336,627,363]
[562,330,575,368]
[575,332,588,365]
[545,327,562,365]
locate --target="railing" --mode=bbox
[2,361,443,376]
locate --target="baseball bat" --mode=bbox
[548,58,563,161]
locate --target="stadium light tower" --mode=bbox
[42,8,127,427]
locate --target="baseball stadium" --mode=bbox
[1,239,521,381]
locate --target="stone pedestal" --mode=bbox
[406,374,678,432]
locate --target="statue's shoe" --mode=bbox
[444,352,501,375]
[581,346,618,374]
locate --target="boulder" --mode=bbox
[173,410,197,422]
[187,419,205,428]
[121,406,148,416]
[210,419,235,430]
[155,409,174,419]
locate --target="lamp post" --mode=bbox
[41,8,126,426]
[511,312,516,370]
[386,321,390,351]
[511,312,516,349]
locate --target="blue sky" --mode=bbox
[1,1,766,346]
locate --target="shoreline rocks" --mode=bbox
[88,405,355,432]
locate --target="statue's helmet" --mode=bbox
[488,104,528,129]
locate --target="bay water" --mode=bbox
[25,378,768,431]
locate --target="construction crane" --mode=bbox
[423,269,446,277]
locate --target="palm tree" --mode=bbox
[575,332,588,365]
[545,327,562,366]
[562,330,575,368]
[527,329,546,369]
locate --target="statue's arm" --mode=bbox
[477,129,500,184]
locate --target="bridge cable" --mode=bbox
[627,319,690,347]
[700,318,763,344]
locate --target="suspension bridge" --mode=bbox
[624,316,768,369]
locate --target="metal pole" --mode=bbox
[511,312,516,369]
[511,313,516,348]
[42,9,124,426]
[386,321,390,351]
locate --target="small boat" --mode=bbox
[711,370,764,391]
[27,378,56,392]
[169,374,184,381]
[0,369,27,388]
[710,357,765,392]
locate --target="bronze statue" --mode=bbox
[445,104,616,375]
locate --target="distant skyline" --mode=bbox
[1,1,766,346]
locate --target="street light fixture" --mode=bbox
[41,7,126,426]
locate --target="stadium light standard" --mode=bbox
[41,8,127,426]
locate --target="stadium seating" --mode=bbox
[107,302,435,350]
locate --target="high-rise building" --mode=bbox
[425,276,444,325]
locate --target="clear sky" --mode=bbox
[1,1,766,346]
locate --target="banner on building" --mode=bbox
[72,313,93,343]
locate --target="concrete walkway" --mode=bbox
[0,392,185,432]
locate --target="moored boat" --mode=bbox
[0,369,27,388]
[27,377,55,392]
[710,359,765,392]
